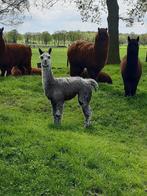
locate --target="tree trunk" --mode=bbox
[106,0,120,64]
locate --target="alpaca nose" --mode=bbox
[44,59,47,64]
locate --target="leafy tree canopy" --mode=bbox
[0,0,29,25]
[35,0,147,26]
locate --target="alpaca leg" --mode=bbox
[82,104,92,127]
[51,101,64,125]
[78,91,92,127]
[70,64,84,76]
[124,85,129,96]
[124,81,131,96]
[6,69,12,76]
[18,64,26,75]
[1,68,5,76]
[131,81,138,96]
[24,56,32,75]
[87,67,98,80]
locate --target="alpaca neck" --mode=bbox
[42,66,55,94]
[127,48,138,68]
[0,37,5,55]
[94,34,108,51]
[94,35,108,63]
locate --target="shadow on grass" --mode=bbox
[100,83,147,110]
[48,123,79,131]
[47,122,98,135]
[124,91,147,112]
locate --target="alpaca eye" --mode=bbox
[40,56,43,59]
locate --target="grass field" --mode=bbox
[0,46,147,195]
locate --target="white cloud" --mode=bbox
[4,1,147,34]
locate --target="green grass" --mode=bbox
[0,46,147,195]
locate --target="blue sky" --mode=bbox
[4,1,147,34]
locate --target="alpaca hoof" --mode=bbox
[54,118,61,126]
[84,121,91,128]
[54,121,61,126]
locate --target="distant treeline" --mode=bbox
[4,29,147,47]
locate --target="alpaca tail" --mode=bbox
[87,79,98,91]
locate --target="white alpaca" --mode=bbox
[39,48,98,127]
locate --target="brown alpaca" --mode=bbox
[80,68,112,84]
[67,28,109,79]
[11,67,41,76]
[120,36,142,96]
[0,27,32,76]
[96,72,112,84]
[11,66,22,76]
[0,27,5,55]
[31,67,41,75]
[80,68,90,78]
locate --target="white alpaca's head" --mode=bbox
[39,48,52,69]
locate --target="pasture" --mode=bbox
[0,46,147,195]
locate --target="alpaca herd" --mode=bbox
[0,26,143,126]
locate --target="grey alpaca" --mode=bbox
[39,48,98,127]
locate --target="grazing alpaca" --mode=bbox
[0,27,32,76]
[39,48,98,127]
[120,36,142,96]
[67,28,109,79]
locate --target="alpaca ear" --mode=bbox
[137,36,139,42]
[98,27,100,31]
[48,48,52,54]
[128,36,131,42]
[2,27,4,31]
[39,48,43,55]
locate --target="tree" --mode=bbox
[119,34,127,45]
[24,32,32,44]
[107,0,120,63]
[74,0,147,63]
[5,29,19,43]
[67,31,81,43]
[37,0,147,64]
[0,0,29,25]
[41,31,51,45]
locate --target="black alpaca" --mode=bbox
[120,36,142,96]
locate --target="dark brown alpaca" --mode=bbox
[120,36,142,96]
[67,28,109,79]
[31,67,41,75]
[96,72,112,84]
[0,27,32,76]
[81,68,112,84]
[11,66,22,76]
[11,67,41,76]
